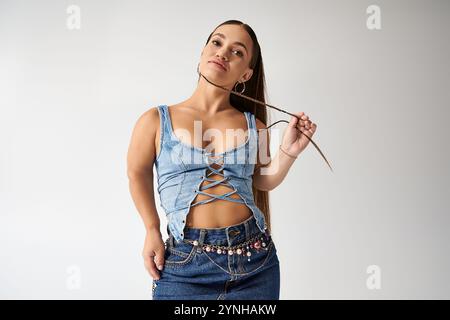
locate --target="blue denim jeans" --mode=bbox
[151,215,280,300]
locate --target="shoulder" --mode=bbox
[141,105,160,122]
[131,106,161,139]
[136,106,160,127]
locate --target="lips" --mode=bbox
[208,60,227,71]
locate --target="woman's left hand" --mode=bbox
[280,112,317,157]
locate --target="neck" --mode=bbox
[185,75,234,115]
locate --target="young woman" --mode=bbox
[127,20,317,300]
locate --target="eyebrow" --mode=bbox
[211,33,248,53]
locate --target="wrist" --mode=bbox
[279,145,298,160]
[145,225,161,235]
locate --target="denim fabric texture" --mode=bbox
[154,104,269,243]
[152,215,280,300]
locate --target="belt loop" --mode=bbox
[169,233,174,247]
[196,229,206,253]
[245,221,250,240]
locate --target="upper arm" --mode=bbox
[127,106,160,177]
[254,117,271,175]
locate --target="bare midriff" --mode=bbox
[185,162,253,228]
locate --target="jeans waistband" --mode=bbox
[169,215,265,247]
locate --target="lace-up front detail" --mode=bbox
[191,154,246,207]
[154,104,268,242]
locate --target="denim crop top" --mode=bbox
[154,104,268,243]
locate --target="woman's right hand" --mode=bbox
[142,227,166,280]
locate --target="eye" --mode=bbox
[233,50,244,57]
[211,39,244,57]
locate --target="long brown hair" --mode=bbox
[200,20,272,233]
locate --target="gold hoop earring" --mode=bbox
[234,81,246,94]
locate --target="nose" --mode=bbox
[216,51,229,61]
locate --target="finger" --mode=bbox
[296,121,309,130]
[143,254,160,280]
[290,113,301,126]
[305,120,312,129]
[303,123,316,135]
[299,127,311,138]
[298,113,310,128]
[154,248,165,272]
[291,112,304,127]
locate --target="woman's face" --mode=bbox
[199,24,254,88]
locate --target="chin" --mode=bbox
[201,69,230,84]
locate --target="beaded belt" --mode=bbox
[181,232,271,262]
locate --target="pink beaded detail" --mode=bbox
[184,233,270,262]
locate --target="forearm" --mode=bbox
[253,147,297,191]
[127,171,161,235]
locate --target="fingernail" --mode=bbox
[157,265,163,270]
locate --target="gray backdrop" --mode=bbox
[1,0,449,299]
